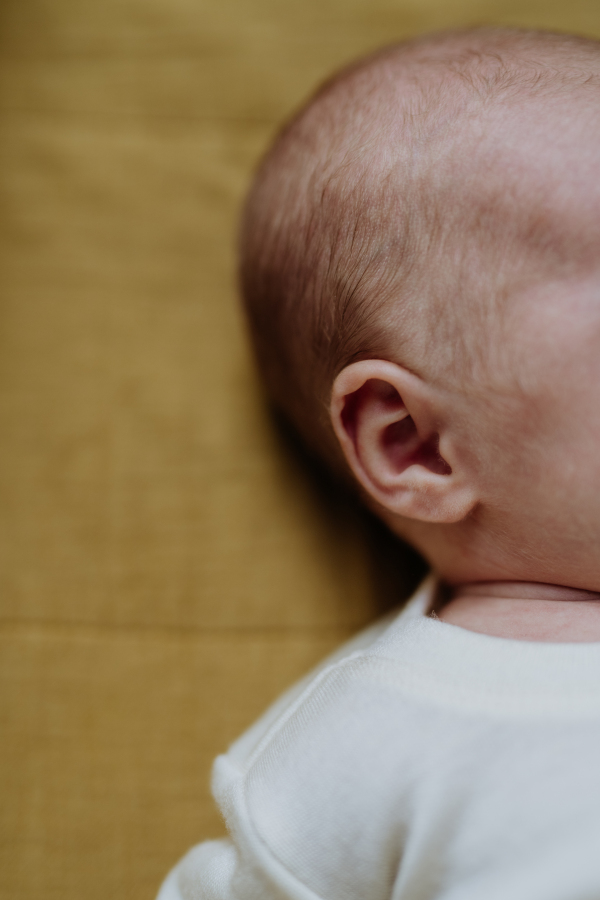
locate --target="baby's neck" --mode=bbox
[436,581,600,642]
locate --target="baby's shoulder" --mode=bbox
[214,663,414,900]
[212,603,443,900]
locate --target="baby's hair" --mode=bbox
[239,28,600,470]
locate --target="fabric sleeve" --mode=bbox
[155,606,406,900]
[156,840,240,900]
[155,833,321,900]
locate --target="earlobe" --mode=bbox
[330,360,478,524]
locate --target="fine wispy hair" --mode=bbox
[239,27,600,469]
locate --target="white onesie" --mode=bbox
[157,577,600,900]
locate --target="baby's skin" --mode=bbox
[242,31,600,642]
[436,583,600,641]
[328,78,600,642]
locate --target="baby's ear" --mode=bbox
[329,360,478,524]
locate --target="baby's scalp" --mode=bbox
[239,28,600,470]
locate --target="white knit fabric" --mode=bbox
[157,577,600,900]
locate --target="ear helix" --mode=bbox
[330,361,476,523]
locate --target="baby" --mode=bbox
[158,28,600,900]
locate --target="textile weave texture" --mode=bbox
[1,1,599,897]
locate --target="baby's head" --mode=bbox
[240,29,600,590]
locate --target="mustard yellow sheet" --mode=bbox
[1,1,598,897]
